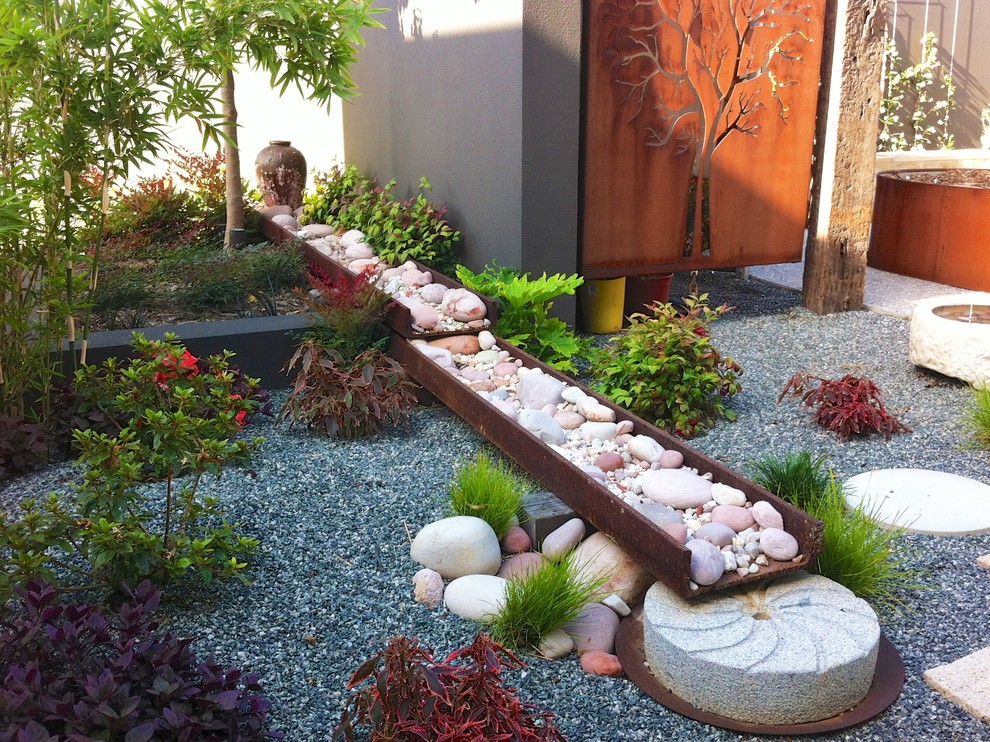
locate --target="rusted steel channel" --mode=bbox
[258,215,498,338]
[259,213,822,599]
[391,336,823,599]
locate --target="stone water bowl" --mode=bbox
[909,292,990,387]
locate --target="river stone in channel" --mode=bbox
[410,516,501,578]
[643,572,880,725]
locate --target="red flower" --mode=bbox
[154,350,200,386]
[230,394,247,429]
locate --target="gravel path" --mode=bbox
[4,270,989,741]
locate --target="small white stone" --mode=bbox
[748,563,759,574]
[711,482,748,507]
[602,594,631,617]
[478,330,496,350]
[756,554,769,566]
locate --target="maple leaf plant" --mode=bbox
[778,372,911,441]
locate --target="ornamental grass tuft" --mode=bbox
[449,451,526,539]
[750,451,924,614]
[486,549,607,653]
[964,384,990,448]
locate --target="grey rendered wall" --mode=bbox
[343,0,583,322]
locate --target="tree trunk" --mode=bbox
[803,0,886,314]
[222,68,244,250]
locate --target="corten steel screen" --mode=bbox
[582,0,826,277]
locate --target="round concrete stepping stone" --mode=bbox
[643,572,880,725]
[845,468,990,536]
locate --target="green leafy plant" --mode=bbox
[750,452,923,613]
[487,550,607,653]
[449,451,526,539]
[1,579,283,741]
[779,372,911,441]
[0,334,262,598]
[964,385,990,448]
[879,33,955,152]
[456,262,588,373]
[335,176,462,275]
[333,633,566,742]
[301,162,366,225]
[279,267,415,438]
[591,294,742,438]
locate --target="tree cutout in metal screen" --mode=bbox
[612,0,814,260]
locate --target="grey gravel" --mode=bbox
[4,270,990,741]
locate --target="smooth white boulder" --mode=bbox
[627,435,665,463]
[643,573,880,724]
[517,372,566,410]
[909,292,990,387]
[444,574,507,620]
[642,469,713,509]
[410,516,501,578]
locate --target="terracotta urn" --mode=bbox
[255,140,306,210]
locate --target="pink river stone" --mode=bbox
[711,504,756,532]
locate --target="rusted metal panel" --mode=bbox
[258,213,497,338]
[391,334,823,599]
[869,170,990,291]
[582,0,825,276]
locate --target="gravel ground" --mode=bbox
[4,270,990,741]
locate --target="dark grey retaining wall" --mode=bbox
[61,314,310,390]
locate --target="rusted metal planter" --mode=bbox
[258,213,497,339]
[391,335,823,599]
[869,169,990,291]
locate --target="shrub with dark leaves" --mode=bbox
[0,414,48,482]
[0,579,282,741]
[333,633,566,741]
[779,372,912,440]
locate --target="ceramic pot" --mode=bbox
[624,273,674,318]
[255,140,306,210]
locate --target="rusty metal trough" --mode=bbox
[258,214,497,339]
[391,335,823,599]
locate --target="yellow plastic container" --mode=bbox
[579,277,626,334]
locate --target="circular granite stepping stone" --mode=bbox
[642,572,880,725]
[845,469,990,536]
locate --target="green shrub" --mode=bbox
[965,385,990,448]
[449,451,526,539]
[591,294,741,438]
[0,334,262,598]
[336,176,462,275]
[91,267,158,312]
[302,162,366,225]
[750,451,923,613]
[487,550,607,653]
[456,262,588,373]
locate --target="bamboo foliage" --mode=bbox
[0,0,220,418]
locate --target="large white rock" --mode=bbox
[441,288,487,322]
[410,516,501,578]
[627,435,665,463]
[910,292,990,387]
[643,572,880,725]
[517,409,567,445]
[516,372,566,410]
[444,574,507,620]
[642,469,713,509]
[572,532,654,607]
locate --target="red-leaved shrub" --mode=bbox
[779,372,911,440]
[333,634,566,741]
